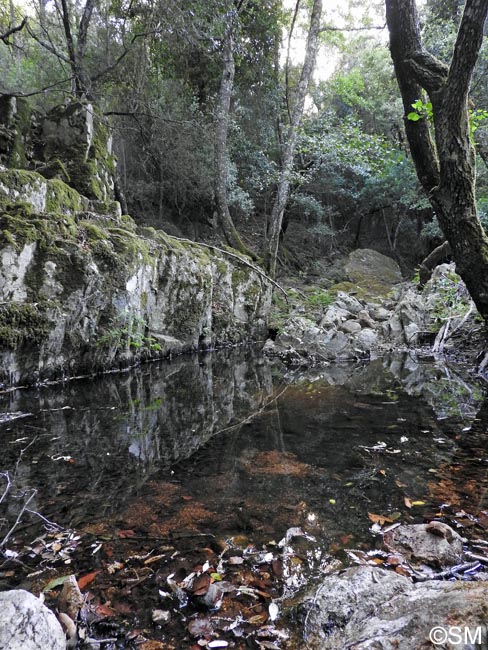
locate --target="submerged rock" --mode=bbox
[0,589,65,650]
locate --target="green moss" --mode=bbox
[0,208,77,252]
[0,302,50,349]
[45,178,83,214]
[214,259,229,276]
[106,226,152,263]
[37,158,71,184]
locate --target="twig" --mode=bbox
[169,235,289,303]
[413,561,480,582]
[1,490,37,548]
[211,384,290,438]
[465,551,488,565]
[25,509,63,531]
[0,472,11,506]
[432,318,450,353]
[14,436,38,477]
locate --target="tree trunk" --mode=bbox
[264,0,322,278]
[386,0,488,320]
[214,24,254,258]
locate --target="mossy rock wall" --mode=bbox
[0,170,270,388]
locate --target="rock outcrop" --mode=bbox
[265,251,476,364]
[0,100,270,388]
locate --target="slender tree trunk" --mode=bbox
[386,0,488,320]
[265,0,322,278]
[214,24,254,257]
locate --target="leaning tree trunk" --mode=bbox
[214,27,254,258]
[386,0,488,320]
[264,0,322,278]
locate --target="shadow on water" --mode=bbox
[1,348,488,646]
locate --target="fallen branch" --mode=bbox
[212,383,291,438]
[465,550,488,565]
[0,472,11,506]
[169,235,289,303]
[413,561,480,582]
[1,490,37,548]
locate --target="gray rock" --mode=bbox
[370,306,391,322]
[383,522,463,567]
[305,566,488,650]
[345,248,402,287]
[320,305,352,327]
[0,589,65,650]
[334,291,363,315]
[320,330,353,359]
[355,327,379,351]
[339,320,362,334]
[357,309,376,329]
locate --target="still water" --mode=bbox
[1,349,488,646]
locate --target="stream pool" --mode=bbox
[1,349,488,648]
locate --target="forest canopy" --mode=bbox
[1,0,488,283]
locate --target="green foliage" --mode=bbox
[407,99,433,123]
[407,99,488,139]
[97,311,161,354]
[305,288,333,308]
[429,270,471,330]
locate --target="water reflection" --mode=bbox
[0,351,486,539]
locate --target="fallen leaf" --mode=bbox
[42,575,72,591]
[404,497,412,508]
[368,512,393,526]
[95,603,114,617]
[117,529,136,538]
[192,572,211,596]
[271,559,283,577]
[411,501,426,507]
[77,570,100,590]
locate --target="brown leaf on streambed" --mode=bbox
[117,529,137,538]
[271,560,283,577]
[77,571,101,590]
[192,572,211,596]
[368,512,393,525]
[140,641,175,650]
[243,450,315,477]
[95,603,114,617]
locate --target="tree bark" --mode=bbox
[265,0,322,278]
[386,0,488,320]
[214,17,255,258]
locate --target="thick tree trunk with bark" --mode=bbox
[264,0,322,278]
[386,0,488,320]
[214,26,254,258]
